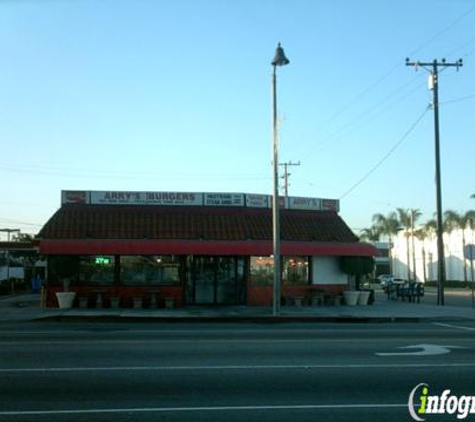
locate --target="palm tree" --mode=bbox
[396,208,422,281]
[444,210,475,283]
[414,223,434,283]
[359,226,381,243]
[372,212,399,274]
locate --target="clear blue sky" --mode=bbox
[1,0,474,239]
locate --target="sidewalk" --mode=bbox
[1,292,475,323]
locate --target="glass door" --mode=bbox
[193,257,215,304]
[216,257,237,305]
[188,256,244,305]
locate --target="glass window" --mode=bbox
[48,256,80,286]
[283,256,309,285]
[121,255,181,286]
[250,256,274,286]
[79,256,115,286]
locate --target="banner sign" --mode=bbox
[204,193,245,207]
[321,198,340,212]
[61,190,340,212]
[62,191,89,204]
[89,191,203,206]
[245,194,269,208]
[287,197,321,211]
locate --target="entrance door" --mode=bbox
[189,256,245,305]
[194,257,216,304]
[216,257,237,304]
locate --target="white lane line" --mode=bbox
[0,403,406,416]
[1,362,475,373]
[433,322,475,331]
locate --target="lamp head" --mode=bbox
[271,43,290,66]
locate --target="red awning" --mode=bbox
[39,239,378,257]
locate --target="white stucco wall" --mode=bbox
[392,228,475,282]
[312,256,347,285]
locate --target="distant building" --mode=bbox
[0,266,24,282]
[374,242,390,276]
[37,190,378,308]
[392,228,475,283]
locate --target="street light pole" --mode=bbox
[271,43,289,316]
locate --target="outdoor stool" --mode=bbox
[92,290,106,309]
[109,296,121,308]
[164,297,175,309]
[78,296,89,309]
[133,296,143,309]
[147,290,160,308]
[311,295,324,307]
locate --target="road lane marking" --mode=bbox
[376,344,467,356]
[0,403,407,416]
[433,322,475,331]
[1,362,475,373]
[0,337,431,346]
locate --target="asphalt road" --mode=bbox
[0,321,474,421]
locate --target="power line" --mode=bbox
[409,3,475,58]
[0,217,43,227]
[339,106,430,200]
[296,3,475,159]
[441,93,475,105]
[0,163,269,182]
[279,161,300,198]
[299,74,426,158]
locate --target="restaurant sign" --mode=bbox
[61,190,339,211]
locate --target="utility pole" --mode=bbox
[0,228,21,294]
[279,160,300,199]
[406,58,463,306]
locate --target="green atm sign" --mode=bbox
[95,257,112,265]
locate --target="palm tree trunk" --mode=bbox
[422,244,427,283]
[388,234,393,275]
[463,229,468,283]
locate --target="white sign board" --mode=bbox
[61,190,340,212]
[245,194,270,208]
[204,193,245,207]
[90,191,202,206]
[288,197,321,211]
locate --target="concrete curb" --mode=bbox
[32,313,425,324]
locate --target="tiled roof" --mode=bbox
[38,204,358,243]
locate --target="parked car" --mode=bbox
[377,274,393,290]
[382,277,406,293]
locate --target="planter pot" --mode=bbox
[56,292,76,309]
[358,291,371,306]
[343,291,360,306]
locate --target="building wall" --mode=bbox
[392,228,475,283]
[312,257,347,285]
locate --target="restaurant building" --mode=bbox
[38,190,377,308]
